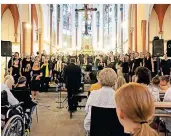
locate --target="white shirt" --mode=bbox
[1,84,19,105]
[84,87,116,131]
[164,87,171,102]
[147,85,160,102]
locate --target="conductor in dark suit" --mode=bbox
[64,58,81,112]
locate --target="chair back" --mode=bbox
[11,88,32,110]
[1,90,8,106]
[90,106,130,136]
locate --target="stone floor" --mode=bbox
[30,92,170,136]
[30,92,87,136]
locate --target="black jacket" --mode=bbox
[64,63,81,90]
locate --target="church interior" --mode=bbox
[1,4,171,136]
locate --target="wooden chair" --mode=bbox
[90,106,130,136]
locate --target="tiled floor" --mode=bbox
[30,92,86,136]
[30,92,170,136]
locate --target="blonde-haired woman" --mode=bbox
[84,68,117,133]
[115,76,126,90]
[31,60,42,100]
[115,82,158,136]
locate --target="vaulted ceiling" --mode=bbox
[153,4,170,32]
[1,4,19,33]
[1,4,38,33]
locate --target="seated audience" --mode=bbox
[135,66,160,102]
[148,76,160,102]
[84,68,117,133]
[89,71,101,92]
[164,77,171,102]
[115,76,126,91]
[159,76,170,92]
[13,76,33,109]
[1,75,19,105]
[115,82,158,136]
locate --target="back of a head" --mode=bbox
[135,66,151,85]
[70,58,76,64]
[17,76,27,85]
[116,76,126,90]
[115,83,158,136]
[152,76,160,86]
[99,68,117,87]
[4,75,14,89]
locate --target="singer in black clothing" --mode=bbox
[161,55,171,75]
[121,56,129,82]
[132,52,142,74]
[143,52,154,73]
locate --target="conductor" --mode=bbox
[64,58,82,112]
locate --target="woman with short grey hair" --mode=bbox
[84,68,117,133]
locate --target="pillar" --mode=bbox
[50,4,53,54]
[72,4,76,50]
[14,33,18,43]
[31,4,33,53]
[22,22,31,55]
[99,5,104,49]
[142,20,147,53]
[134,4,137,52]
[115,4,118,54]
[92,4,97,50]
[120,4,124,54]
[57,4,60,47]
[129,29,133,51]
[38,29,42,57]
[148,22,150,52]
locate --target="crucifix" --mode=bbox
[75,4,97,35]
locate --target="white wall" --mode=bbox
[163,5,171,41]
[149,9,160,53]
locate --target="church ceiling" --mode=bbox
[153,4,170,32]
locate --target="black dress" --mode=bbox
[144,57,152,72]
[12,66,20,84]
[23,70,31,88]
[31,69,41,91]
[161,59,171,75]
[133,58,141,73]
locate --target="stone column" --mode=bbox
[50,4,53,54]
[57,4,60,47]
[22,22,31,55]
[38,29,42,57]
[134,4,137,52]
[72,4,76,50]
[14,33,18,43]
[148,22,150,52]
[31,4,33,53]
[120,4,124,54]
[92,4,97,50]
[114,4,118,54]
[141,20,146,53]
[129,28,133,51]
[99,5,104,49]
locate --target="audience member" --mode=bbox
[84,68,117,133]
[115,82,158,136]
[115,76,126,91]
[1,75,19,105]
[159,76,170,92]
[89,71,101,92]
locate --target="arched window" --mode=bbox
[103,4,113,50]
[62,4,72,48]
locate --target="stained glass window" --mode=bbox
[62,4,72,48]
[103,4,113,48]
